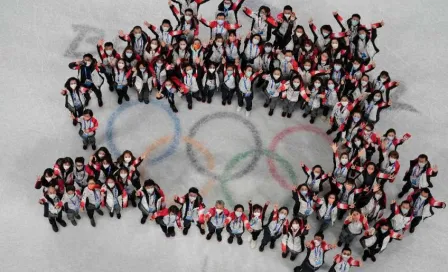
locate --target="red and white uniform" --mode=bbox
[225,212,251,234]
[204,207,230,228]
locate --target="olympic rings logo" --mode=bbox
[106,104,333,206]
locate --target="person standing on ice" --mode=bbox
[337,208,369,247]
[315,193,341,233]
[359,222,402,263]
[70,109,98,150]
[281,217,310,262]
[329,247,362,272]
[235,60,263,117]
[398,154,438,198]
[60,77,86,126]
[300,163,329,194]
[115,150,146,207]
[273,5,297,49]
[174,187,206,235]
[39,186,67,232]
[118,26,150,57]
[405,188,446,233]
[292,184,318,219]
[68,53,104,107]
[225,204,253,245]
[100,176,128,220]
[203,200,230,242]
[294,232,336,272]
[216,0,245,25]
[137,179,165,224]
[170,0,210,17]
[62,185,82,226]
[97,39,121,91]
[247,200,269,249]
[151,205,183,238]
[242,5,277,43]
[80,177,104,227]
[259,204,289,252]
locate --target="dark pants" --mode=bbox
[237,92,253,111]
[338,226,359,245]
[221,84,235,104]
[86,204,101,219]
[322,105,331,117]
[185,92,201,106]
[317,219,332,233]
[202,86,216,103]
[207,221,224,236]
[115,85,129,103]
[156,217,175,235]
[69,106,84,125]
[327,122,340,134]
[226,225,244,238]
[400,181,417,195]
[83,84,102,104]
[105,73,114,90]
[183,219,202,232]
[261,226,281,246]
[251,229,262,240]
[295,259,320,272]
[411,216,423,230]
[48,211,63,225]
[138,83,151,103]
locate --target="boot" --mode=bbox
[207,98,212,104]
[109,85,114,91]
[98,98,103,107]
[84,98,90,107]
[362,250,369,261]
[264,100,270,108]
[202,96,206,103]
[183,227,189,235]
[398,191,405,198]
[245,111,251,117]
[410,227,415,233]
[50,219,58,232]
[282,252,288,258]
[259,244,265,252]
[72,119,78,126]
[90,218,96,227]
[217,233,222,242]
[109,212,114,217]
[141,216,147,224]
[302,113,308,118]
[227,100,232,105]
[56,218,67,227]
[237,106,242,112]
[222,101,226,106]
[96,209,104,216]
[165,231,170,238]
[250,239,257,249]
[188,104,192,110]
[270,240,275,249]
[326,129,333,135]
[124,94,130,101]
[117,213,121,219]
[130,198,137,207]
[83,145,88,150]
[206,233,213,240]
[75,214,81,220]
[337,240,343,247]
[281,112,287,117]
[118,98,123,105]
[71,219,77,226]
[310,117,315,124]
[290,254,297,261]
[268,109,274,116]
[196,96,201,102]
[92,144,96,150]
[200,228,205,235]
[171,105,178,113]
[371,255,376,262]
[287,113,292,118]
[228,236,234,244]
[237,236,243,245]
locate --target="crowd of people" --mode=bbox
[40,1,445,271]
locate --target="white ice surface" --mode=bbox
[1,0,447,271]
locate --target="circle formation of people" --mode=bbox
[38,1,445,271]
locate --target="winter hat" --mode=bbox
[189,187,199,195]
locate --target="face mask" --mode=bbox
[353,116,360,122]
[105,50,113,55]
[125,52,132,58]
[389,158,396,163]
[147,187,155,194]
[216,208,223,214]
[304,66,311,71]
[375,193,382,200]
[252,39,260,45]
[374,96,381,102]
[124,157,132,163]
[226,70,233,75]
[341,158,348,165]
[353,64,360,70]
[359,34,366,39]
[322,32,330,37]
[314,239,321,246]
[48,194,56,199]
[387,136,395,141]
[380,77,387,83]
[138,68,146,73]
[354,140,361,146]
[88,184,96,190]
[150,44,158,49]
[293,82,300,88]
[134,33,141,39]
[215,42,223,47]
[120,173,128,179]
[68,193,75,197]
[279,213,287,220]
[314,83,321,88]
[401,208,409,214]
[300,190,308,196]
[103,164,110,168]
[296,32,303,37]
[162,26,170,32]
[361,80,368,86]
[418,162,426,167]
[107,182,115,188]
[352,20,359,26]
[305,46,311,51]
[224,3,231,9]
[156,62,163,67]
[334,65,341,71]
[76,166,83,171]
[98,154,105,159]
[292,223,300,230]
[217,20,224,25]
[341,101,348,106]
[63,165,70,170]
[313,171,321,177]
[45,177,52,182]
[85,61,92,66]
[235,211,242,217]
[245,71,252,77]
[342,254,350,260]
[285,56,292,62]
[180,44,187,49]
[273,74,281,80]
[331,43,338,49]
[185,15,192,21]
[284,14,291,19]
[381,228,388,233]
[321,60,327,65]
[193,44,201,50]
[419,195,427,201]
[328,84,335,89]
[253,212,261,217]
[70,84,77,89]
[186,70,193,75]
[189,196,197,202]
[264,47,272,53]
[165,85,172,89]
[209,68,216,73]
